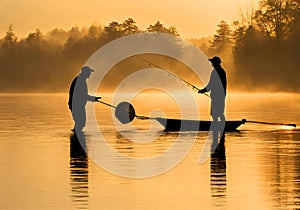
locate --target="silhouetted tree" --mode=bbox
[26,29,42,43]
[146,21,179,36]
[121,18,140,34]
[287,0,300,38]
[3,24,17,47]
[232,4,256,54]
[209,20,232,54]
[147,21,166,32]
[168,26,179,36]
[255,0,299,47]
[232,21,247,54]
[104,21,124,41]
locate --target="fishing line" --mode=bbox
[133,55,210,97]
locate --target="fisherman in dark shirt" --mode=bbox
[68,66,101,131]
[198,56,227,122]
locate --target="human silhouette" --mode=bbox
[68,66,101,131]
[198,56,227,123]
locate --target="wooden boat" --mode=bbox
[155,117,246,132]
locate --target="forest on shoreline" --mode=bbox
[0,0,299,93]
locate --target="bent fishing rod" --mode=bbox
[133,55,210,97]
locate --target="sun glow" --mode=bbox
[280,125,296,130]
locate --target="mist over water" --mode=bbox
[1,11,300,93]
[0,93,300,209]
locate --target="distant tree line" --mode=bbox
[0,18,179,92]
[1,0,300,93]
[199,0,300,92]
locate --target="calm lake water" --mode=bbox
[0,93,300,209]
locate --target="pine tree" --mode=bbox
[209,20,232,53]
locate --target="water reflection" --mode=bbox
[210,133,227,207]
[70,131,89,209]
[115,132,134,154]
[257,130,300,208]
[293,150,300,208]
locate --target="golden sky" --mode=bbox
[1,0,258,38]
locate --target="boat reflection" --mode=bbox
[210,132,227,206]
[70,131,89,209]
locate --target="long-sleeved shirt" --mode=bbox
[204,66,227,100]
[68,75,96,111]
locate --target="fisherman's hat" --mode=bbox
[81,66,94,73]
[209,56,221,65]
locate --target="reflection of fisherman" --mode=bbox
[68,66,101,131]
[198,56,227,122]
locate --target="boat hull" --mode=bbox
[155,118,246,131]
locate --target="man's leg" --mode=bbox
[211,115,219,153]
[219,113,226,122]
[72,106,86,131]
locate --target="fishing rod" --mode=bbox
[130,56,297,128]
[97,100,117,109]
[246,120,296,127]
[133,55,210,97]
